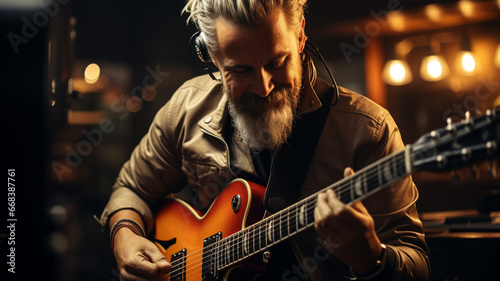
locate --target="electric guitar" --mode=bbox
[153,108,500,281]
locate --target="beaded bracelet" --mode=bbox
[110,219,146,252]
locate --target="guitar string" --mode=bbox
[166,152,407,277]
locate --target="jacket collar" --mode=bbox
[297,58,322,115]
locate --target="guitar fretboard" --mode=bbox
[202,149,409,271]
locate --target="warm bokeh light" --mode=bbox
[84,63,100,84]
[127,96,142,112]
[382,60,413,85]
[142,85,158,101]
[388,11,405,32]
[458,51,476,74]
[458,0,474,18]
[420,55,449,81]
[495,44,500,69]
[425,4,442,22]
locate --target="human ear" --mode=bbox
[298,17,307,53]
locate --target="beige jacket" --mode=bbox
[99,62,429,280]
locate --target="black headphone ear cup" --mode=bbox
[190,31,211,65]
[189,31,221,81]
[195,32,210,63]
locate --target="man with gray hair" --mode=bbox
[99,1,430,280]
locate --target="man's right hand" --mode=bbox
[113,227,172,281]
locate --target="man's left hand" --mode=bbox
[313,167,383,275]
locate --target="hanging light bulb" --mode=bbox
[455,31,476,76]
[420,55,449,81]
[382,39,413,86]
[420,39,449,81]
[382,60,413,85]
[84,63,100,84]
[456,51,476,74]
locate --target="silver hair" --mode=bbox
[182,0,308,57]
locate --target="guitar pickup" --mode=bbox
[202,232,222,280]
[170,249,186,281]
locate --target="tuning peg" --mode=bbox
[486,109,495,120]
[463,111,474,127]
[445,117,455,132]
[461,147,472,162]
[436,155,447,168]
[486,141,497,156]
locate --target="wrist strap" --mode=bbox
[110,219,145,252]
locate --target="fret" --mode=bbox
[260,222,267,250]
[377,163,383,187]
[383,159,393,183]
[227,235,232,264]
[282,208,290,238]
[366,168,379,194]
[306,199,315,226]
[230,235,236,263]
[392,154,398,180]
[225,238,230,265]
[222,238,227,268]
[397,154,407,177]
[298,203,307,227]
[289,204,298,234]
[267,220,274,243]
[273,214,281,242]
[214,241,220,271]
[239,231,244,259]
[248,226,255,255]
[236,232,241,260]
[350,177,354,203]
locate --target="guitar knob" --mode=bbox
[231,194,241,213]
[263,251,271,263]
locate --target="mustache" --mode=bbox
[235,85,292,110]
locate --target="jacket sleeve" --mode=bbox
[98,88,188,234]
[358,112,430,281]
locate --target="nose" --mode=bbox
[251,68,274,98]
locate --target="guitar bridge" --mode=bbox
[202,232,222,280]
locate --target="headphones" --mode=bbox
[189,30,339,105]
[189,31,221,81]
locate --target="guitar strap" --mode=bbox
[264,78,335,213]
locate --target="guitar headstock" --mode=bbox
[411,107,500,175]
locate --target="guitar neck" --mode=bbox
[212,148,410,271]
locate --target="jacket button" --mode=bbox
[204,116,212,124]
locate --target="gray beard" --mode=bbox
[226,83,301,152]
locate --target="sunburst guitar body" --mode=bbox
[153,179,267,281]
